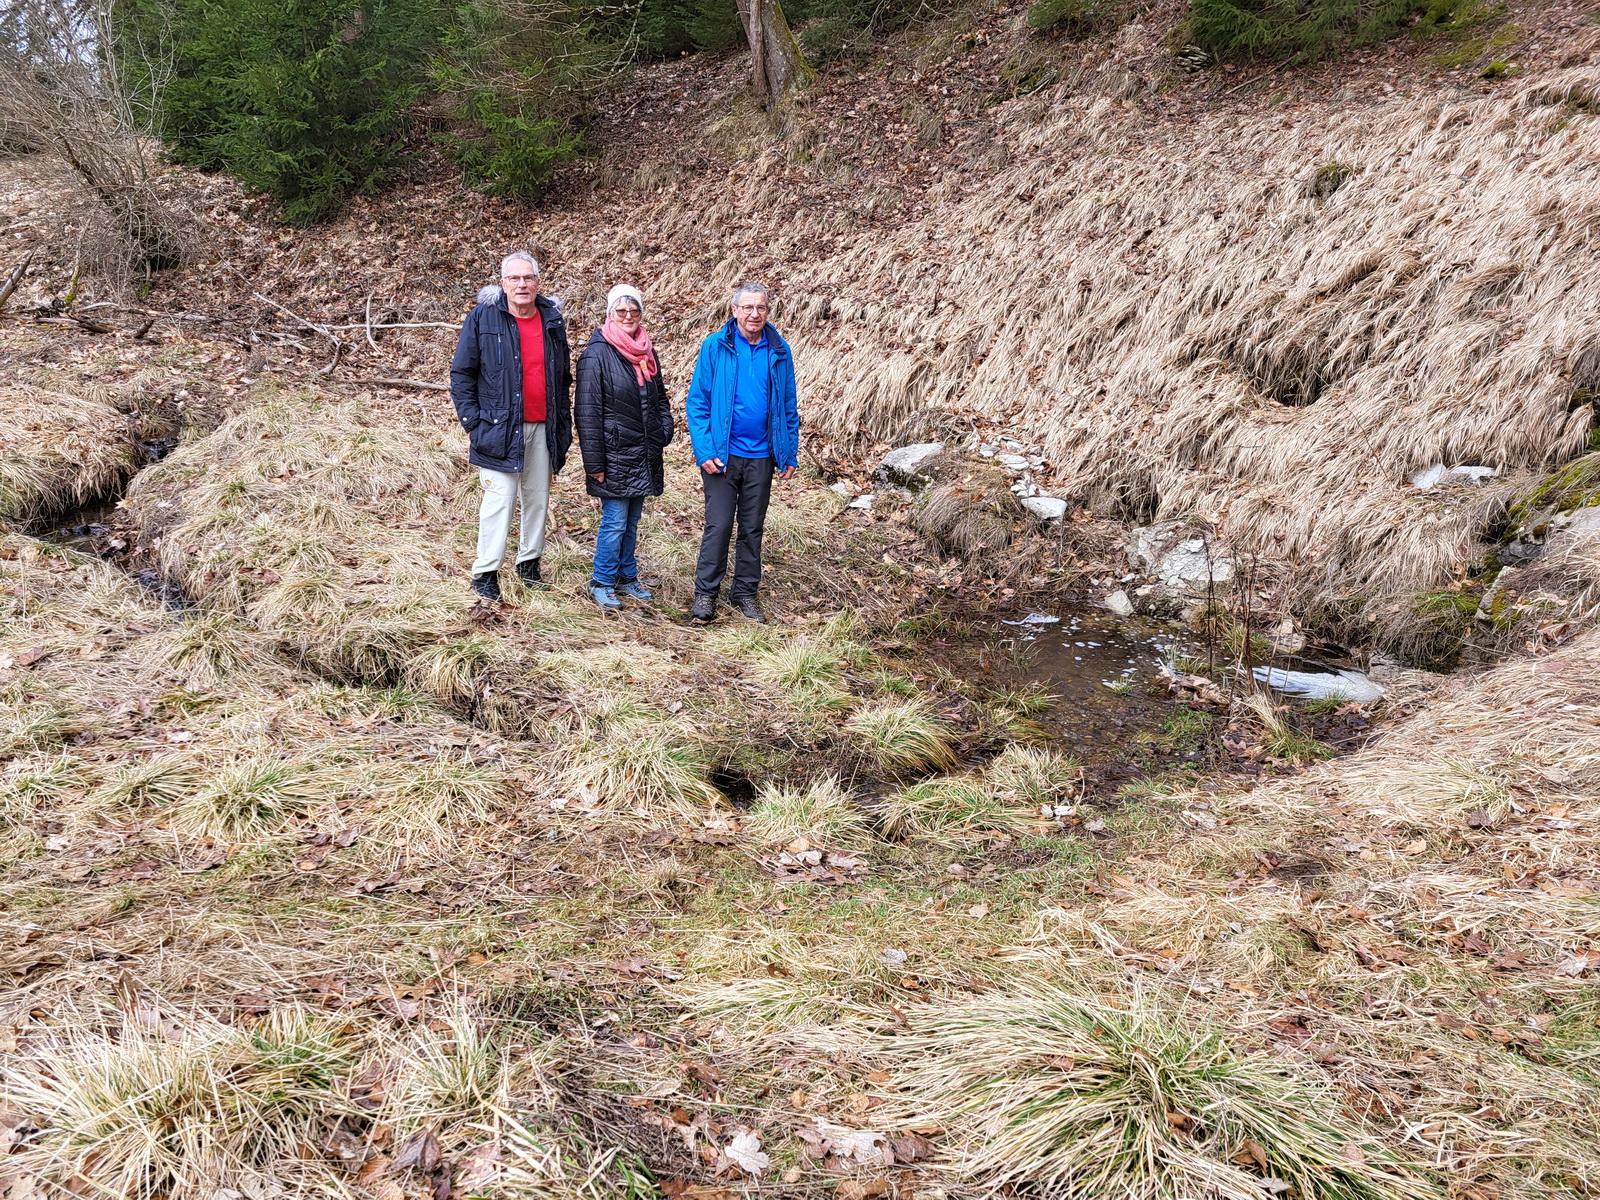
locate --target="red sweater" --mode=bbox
[515,314,547,423]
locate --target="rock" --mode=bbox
[847,494,874,509]
[1474,566,1518,622]
[1181,809,1218,830]
[995,453,1030,471]
[875,442,943,491]
[1268,617,1305,654]
[1252,666,1384,704]
[1104,589,1135,617]
[1022,496,1067,521]
[1412,463,1500,489]
[1128,522,1233,591]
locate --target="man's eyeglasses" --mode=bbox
[733,304,767,314]
[503,274,539,285]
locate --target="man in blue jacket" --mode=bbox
[449,251,573,603]
[685,281,800,624]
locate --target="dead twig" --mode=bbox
[364,292,379,354]
[343,377,451,392]
[0,250,35,311]
[251,290,346,377]
[319,320,459,332]
[252,290,337,343]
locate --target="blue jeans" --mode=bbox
[592,497,645,587]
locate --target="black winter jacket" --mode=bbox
[574,330,676,500]
[449,287,573,474]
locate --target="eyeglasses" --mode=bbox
[733,304,768,314]
[502,274,539,285]
[614,306,641,316]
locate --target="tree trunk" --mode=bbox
[735,0,811,106]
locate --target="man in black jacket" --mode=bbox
[449,251,573,602]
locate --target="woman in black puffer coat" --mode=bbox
[574,284,676,608]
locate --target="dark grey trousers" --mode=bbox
[694,454,775,600]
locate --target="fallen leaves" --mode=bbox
[764,847,867,885]
[722,1129,769,1176]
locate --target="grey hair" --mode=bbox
[730,280,769,308]
[500,251,540,278]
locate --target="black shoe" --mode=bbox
[515,558,548,589]
[470,571,502,602]
[731,595,766,623]
[689,593,716,622]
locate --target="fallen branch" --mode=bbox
[319,320,459,331]
[345,377,451,392]
[364,292,379,353]
[252,290,337,342]
[0,250,35,311]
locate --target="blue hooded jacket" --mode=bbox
[685,319,800,471]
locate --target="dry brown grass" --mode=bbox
[6,30,1600,1200]
[606,40,1600,642]
[0,382,147,524]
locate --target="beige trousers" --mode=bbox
[472,421,551,576]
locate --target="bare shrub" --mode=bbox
[0,0,195,274]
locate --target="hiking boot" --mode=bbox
[591,584,622,611]
[515,558,549,589]
[470,571,501,603]
[616,579,653,601]
[731,595,766,624]
[689,593,716,622]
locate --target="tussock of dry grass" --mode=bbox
[846,699,960,772]
[0,383,147,523]
[914,480,1021,560]
[880,775,1031,842]
[881,980,1438,1200]
[743,775,872,848]
[988,742,1080,805]
[559,716,723,815]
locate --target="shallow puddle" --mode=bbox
[937,606,1208,794]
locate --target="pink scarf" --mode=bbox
[602,319,658,386]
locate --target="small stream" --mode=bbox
[31,435,187,609]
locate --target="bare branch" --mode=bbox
[0,250,35,311]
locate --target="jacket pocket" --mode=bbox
[481,416,512,459]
